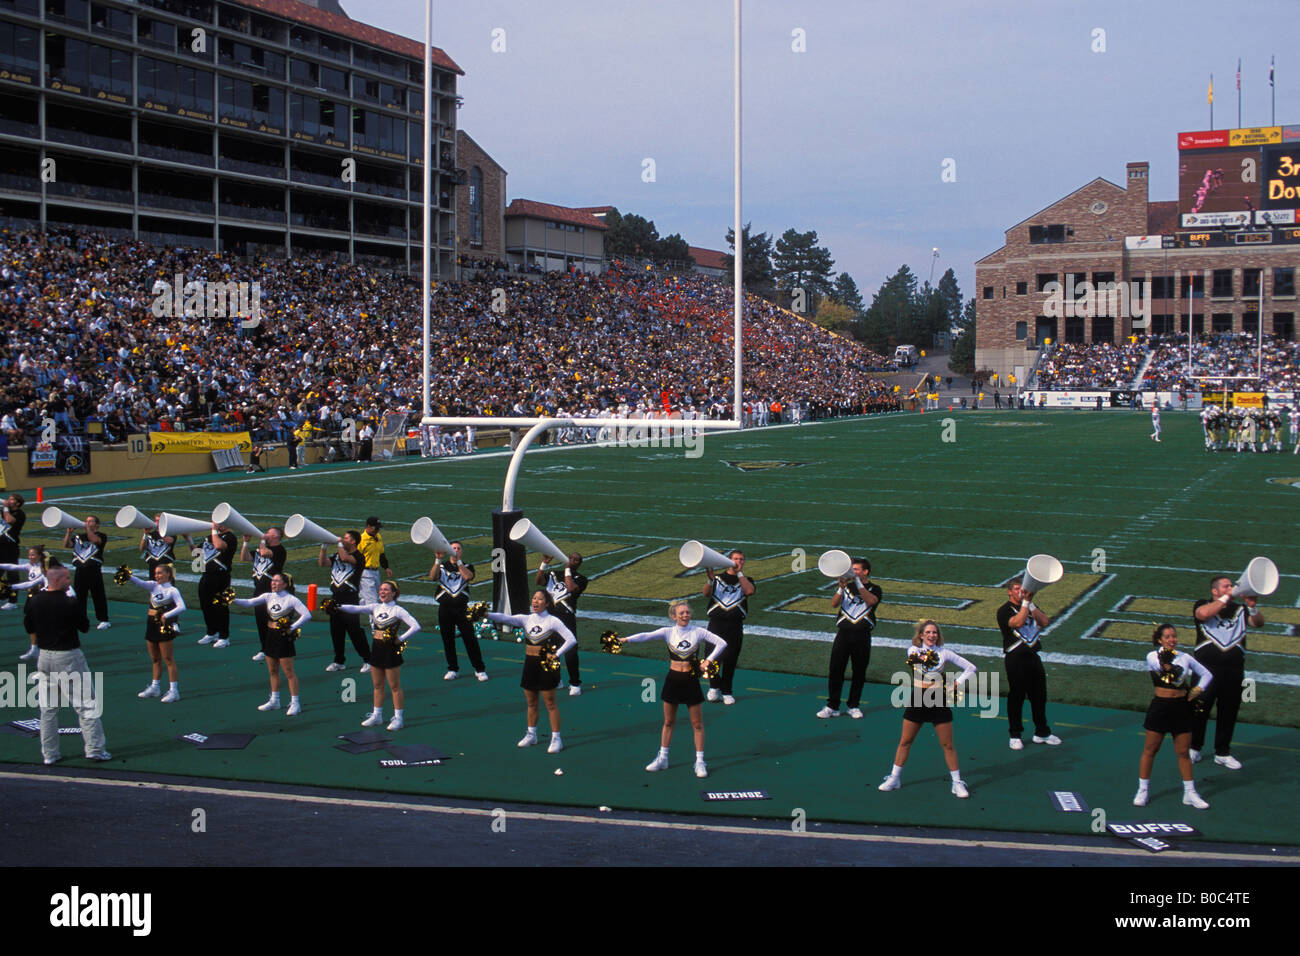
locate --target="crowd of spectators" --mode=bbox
[1142,332,1300,391]
[1035,341,1148,390]
[0,229,898,446]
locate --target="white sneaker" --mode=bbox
[286,700,301,716]
[694,760,708,779]
[138,684,161,699]
[252,652,266,662]
[1009,738,1024,751]
[722,695,736,706]
[0,602,16,610]
[645,754,668,772]
[161,687,180,703]
[878,775,901,792]
[360,663,371,673]
[1183,789,1210,810]
[816,706,840,719]
[257,698,280,711]
[706,689,721,702]
[96,621,112,630]
[1133,789,1148,807]
[1214,754,1242,770]
[197,634,217,645]
[213,639,230,649]
[386,714,403,731]
[17,647,37,661]
[1188,749,1202,763]
[517,733,538,748]
[325,662,345,672]
[847,708,864,719]
[952,780,970,799]
[569,685,582,697]
[443,670,459,681]
[476,671,489,682]
[547,736,563,754]
[361,712,384,727]
[1032,734,1062,745]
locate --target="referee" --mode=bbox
[358,516,391,605]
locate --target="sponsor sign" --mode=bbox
[1285,125,1300,142]
[27,435,90,476]
[700,790,771,801]
[1107,821,1201,837]
[1229,125,1282,146]
[1233,392,1265,408]
[1181,211,1252,228]
[1047,790,1090,812]
[1124,235,1163,250]
[1178,129,1230,150]
[1256,209,1297,225]
[149,431,252,454]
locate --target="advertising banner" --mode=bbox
[149,431,252,454]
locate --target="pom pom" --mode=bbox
[113,565,132,586]
[599,629,621,654]
[215,586,236,606]
[319,598,338,616]
[699,659,720,680]
[466,601,489,623]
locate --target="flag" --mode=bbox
[1236,58,1241,90]
[1208,75,1213,104]
[1270,56,1275,88]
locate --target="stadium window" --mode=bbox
[47,0,89,27]
[1273,312,1294,340]
[1015,321,1027,340]
[138,17,176,50]
[1016,281,1027,295]
[1242,311,1259,334]
[1091,271,1114,286]
[1091,317,1114,343]
[1064,317,1085,343]
[0,22,40,73]
[1179,313,1204,334]
[218,4,249,34]
[982,286,993,300]
[0,0,39,16]
[1179,274,1204,298]
[90,3,133,39]
[320,66,347,93]
[354,76,379,102]
[1211,269,1233,298]
[1036,272,1056,292]
[290,58,317,87]
[318,34,347,63]
[1028,224,1066,244]
[290,28,317,53]
[1150,275,1174,299]
[1242,268,1261,298]
[1151,314,1174,335]
[1273,267,1295,297]
[469,166,482,246]
[1211,313,1233,332]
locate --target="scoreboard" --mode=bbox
[1177,125,1300,227]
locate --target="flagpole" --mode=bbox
[1209,74,1213,128]
[1271,56,1276,125]
[1237,58,1242,128]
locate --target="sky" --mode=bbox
[352,0,1298,304]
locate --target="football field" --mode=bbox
[5,408,1299,848]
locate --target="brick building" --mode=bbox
[455,129,506,262]
[976,158,1300,383]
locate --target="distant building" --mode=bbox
[503,199,606,274]
[688,245,726,278]
[455,130,506,263]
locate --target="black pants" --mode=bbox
[73,563,108,624]
[197,573,231,639]
[438,600,484,673]
[707,618,744,696]
[828,627,872,710]
[0,539,18,589]
[330,609,371,665]
[1005,646,1050,738]
[1191,647,1244,757]
[253,589,271,652]
[555,610,580,685]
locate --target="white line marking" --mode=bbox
[2,772,1290,863]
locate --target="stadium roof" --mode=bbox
[505,200,608,230]
[575,206,616,218]
[688,246,727,270]
[231,0,463,74]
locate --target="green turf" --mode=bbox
[5,410,1298,843]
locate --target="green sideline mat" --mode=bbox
[2,596,1296,847]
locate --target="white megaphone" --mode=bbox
[508,519,567,560]
[1233,556,1278,599]
[212,502,264,538]
[1021,554,1064,596]
[114,505,157,531]
[284,513,339,546]
[679,540,736,571]
[410,516,454,554]
[41,507,86,530]
[158,512,215,539]
[817,549,852,579]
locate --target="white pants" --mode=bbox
[360,569,380,605]
[38,648,108,761]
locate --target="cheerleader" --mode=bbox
[340,581,419,731]
[488,591,577,753]
[234,573,311,715]
[125,564,186,702]
[2,545,50,662]
[1135,623,1213,810]
[617,600,726,778]
[878,620,976,799]
[139,513,188,578]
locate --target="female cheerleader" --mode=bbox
[878,620,976,799]
[2,545,50,662]
[234,573,311,715]
[488,591,576,753]
[617,600,727,778]
[124,564,187,702]
[1135,623,1212,810]
[340,581,419,731]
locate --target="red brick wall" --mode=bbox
[455,131,506,260]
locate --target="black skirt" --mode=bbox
[1143,696,1193,736]
[903,704,954,725]
[145,615,176,644]
[662,669,704,706]
[520,653,560,692]
[264,626,298,659]
[370,635,404,669]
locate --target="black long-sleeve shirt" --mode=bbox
[24,589,89,651]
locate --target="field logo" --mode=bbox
[151,274,263,328]
[1266,477,1300,489]
[722,460,806,472]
